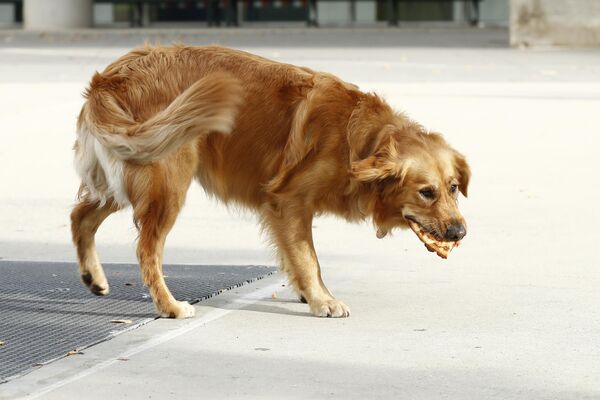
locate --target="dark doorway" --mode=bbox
[156,0,205,21]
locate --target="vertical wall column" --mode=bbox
[24,0,93,30]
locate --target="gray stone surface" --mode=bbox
[510,0,600,47]
[0,28,599,399]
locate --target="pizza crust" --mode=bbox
[407,220,458,259]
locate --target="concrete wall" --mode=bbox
[317,1,376,25]
[24,0,93,30]
[0,4,15,24]
[480,0,509,26]
[94,4,114,25]
[355,1,377,23]
[454,0,509,26]
[511,0,600,46]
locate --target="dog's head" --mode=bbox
[350,124,470,242]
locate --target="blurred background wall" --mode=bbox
[0,1,509,28]
[3,0,600,47]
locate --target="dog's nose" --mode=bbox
[445,222,466,241]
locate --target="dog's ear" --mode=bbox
[350,125,407,182]
[453,151,471,197]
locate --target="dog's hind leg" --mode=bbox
[130,164,196,319]
[71,199,119,295]
[263,204,350,318]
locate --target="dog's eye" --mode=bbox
[419,188,436,200]
[450,184,458,193]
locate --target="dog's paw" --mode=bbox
[81,272,109,296]
[159,301,196,319]
[310,298,350,318]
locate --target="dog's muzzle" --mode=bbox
[444,222,466,241]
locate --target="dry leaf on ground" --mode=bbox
[110,319,133,324]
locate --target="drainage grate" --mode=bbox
[0,261,275,383]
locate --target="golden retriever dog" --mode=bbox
[71,45,470,318]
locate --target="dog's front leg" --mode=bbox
[263,204,350,318]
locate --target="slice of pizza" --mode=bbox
[407,220,459,259]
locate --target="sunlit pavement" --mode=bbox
[1,28,599,399]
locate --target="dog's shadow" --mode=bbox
[207,298,313,317]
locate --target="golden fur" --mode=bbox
[71,45,470,318]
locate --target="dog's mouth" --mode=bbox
[403,216,460,259]
[375,216,444,241]
[404,216,444,241]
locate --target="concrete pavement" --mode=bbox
[1,28,599,399]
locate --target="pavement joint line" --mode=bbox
[15,278,286,400]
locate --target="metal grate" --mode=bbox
[0,261,275,383]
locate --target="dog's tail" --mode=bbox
[81,72,243,163]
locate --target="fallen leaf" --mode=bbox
[0,341,5,346]
[110,319,132,324]
[271,292,278,299]
[117,358,129,361]
[67,350,82,356]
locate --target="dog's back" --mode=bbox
[76,45,351,208]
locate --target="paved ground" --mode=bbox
[1,28,600,399]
